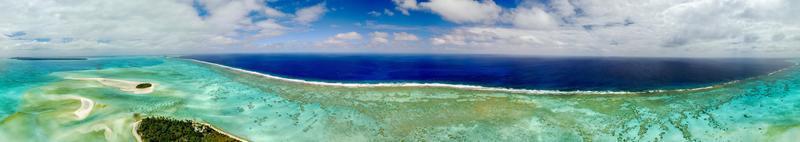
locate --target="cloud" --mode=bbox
[0,0,293,56]
[393,32,419,41]
[384,9,396,16]
[548,0,577,17]
[368,9,396,17]
[357,21,424,31]
[425,0,800,57]
[294,3,327,25]
[432,27,553,46]
[368,11,382,17]
[370,32,390,44]
[324,32,363,46]
[393,0,420,15]
[3,0,799,57]
[509,6,559,30]
[249,19,287,38]
[420,0,502,24]
[334,32,363,40]
[263,7,288,17]
[324,31,420,48]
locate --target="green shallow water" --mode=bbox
[1,57,799,141]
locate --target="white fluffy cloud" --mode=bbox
[420,0,502,24]
[263,7,288,17]
[393,32,419,41]
[0,0,293,56]
[334,32,363,40]
[392,0,420,15]
[367,32,418,44]
[424,0,800,57]
[324,32,363,46]
[509,6,559,30]
[370,32,390,44]
[325,31,420,48]
[294,3,327,25]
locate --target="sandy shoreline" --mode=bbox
[132,120,143,142]
[65,77,157,94]
[203,123,249,142]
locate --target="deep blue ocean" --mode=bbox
[183,54,792,91]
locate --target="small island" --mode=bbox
[10,57,88,60]
[136,117,244,142]
[136,83,153,89]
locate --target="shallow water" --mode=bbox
[0,57,164,120]
[0,57,799,141]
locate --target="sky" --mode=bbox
[1,0,799,57]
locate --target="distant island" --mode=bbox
[10,57,88,60]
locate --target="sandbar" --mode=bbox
[66,77,157,94]
[64,95,94,120]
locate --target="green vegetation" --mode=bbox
[136,117,241,142]
[135,83,152,89]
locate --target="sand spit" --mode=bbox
[66,77,157,94]
[65,96,94,120]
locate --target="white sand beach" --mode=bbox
[204,123,249,142]
[131,120,143,142]
[64,95,94,120]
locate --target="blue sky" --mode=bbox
[243,0,458,43]
[1,0,799,57]
[245,0,526,42]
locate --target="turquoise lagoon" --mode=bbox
[0,57,799,141]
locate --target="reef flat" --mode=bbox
[0,57,799,141]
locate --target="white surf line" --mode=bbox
[190,59,635,95]
[767,61,799,76]
[65,77,157,94]
[191,59,799,95]
[650,60,800,93]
